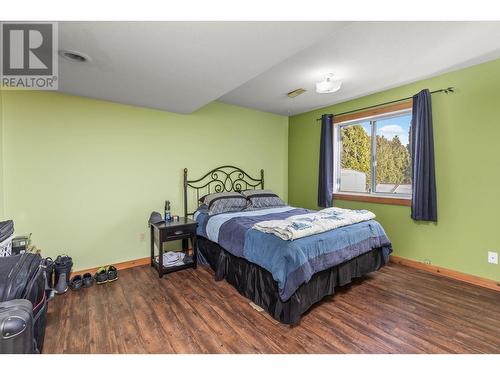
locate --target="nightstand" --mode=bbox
[150,217,198,278]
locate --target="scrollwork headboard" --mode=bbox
[183,166,264,217]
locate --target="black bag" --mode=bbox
[0,253,48,353]
[0,299,36,354]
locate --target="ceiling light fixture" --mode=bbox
[316,73,342,94]
[59,50,90,63]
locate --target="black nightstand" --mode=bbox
[150,218,198,278]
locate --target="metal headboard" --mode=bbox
[183,165,264,217]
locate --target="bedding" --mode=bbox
[198,236,388,325]
[253,207,376,241]
[194,206,392,301]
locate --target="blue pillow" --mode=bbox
[242,189,286,209]
[199,192,247,215]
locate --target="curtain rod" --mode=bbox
[315,87,455,121]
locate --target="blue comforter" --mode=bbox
[194,206,392,301]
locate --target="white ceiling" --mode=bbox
[220,21,500,115]
[57,21,500,116]
[57,22,343,114]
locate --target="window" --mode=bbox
[334,104,412,205]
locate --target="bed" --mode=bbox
[184,166,392,325]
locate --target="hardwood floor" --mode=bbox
[43,263,500,354]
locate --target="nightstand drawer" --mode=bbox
[164,225,196,239]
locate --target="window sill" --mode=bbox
[333,193,412,207]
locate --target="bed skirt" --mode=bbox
[197,236,391,325]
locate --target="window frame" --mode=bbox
[332,101,413,206]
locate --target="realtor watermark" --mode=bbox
[0,22,58,90]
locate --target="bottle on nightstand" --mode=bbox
[164,200,171,222]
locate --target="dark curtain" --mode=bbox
[317,114,334,207]
[411,89,437,221]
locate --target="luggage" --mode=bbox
[0,220,14,243]
[0,253,48,353]
[0,299,36,354]
[0,235,14,257]
[0,220,15,257]
[12,235,30,256]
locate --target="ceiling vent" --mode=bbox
[59,50,90,63]
[287,88,306,98]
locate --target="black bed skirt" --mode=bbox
[197,236,390,325]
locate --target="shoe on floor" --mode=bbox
[43,257,55,290]
[82,272,94,288]
[54,272,69,294]
[69,275,83,291]
[55,255,73,284]
[107,266,118,283]
[95,266,108,284]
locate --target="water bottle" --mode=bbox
[164,200,171,222]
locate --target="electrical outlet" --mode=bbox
[488,251,498,265]
[139,233,146,242]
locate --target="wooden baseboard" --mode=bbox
[390,255,500,292]
[70,256,150,278]
[70,254,499,293]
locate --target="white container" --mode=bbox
[0,235,14,257]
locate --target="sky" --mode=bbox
[377,114,411,145]
[359,114,411,146]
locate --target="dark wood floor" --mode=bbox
[43,263,500,354]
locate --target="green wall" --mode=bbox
[2,59,499,281]
[289,58,500,282]
[0,91,288,270]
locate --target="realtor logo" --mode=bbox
[1,22,58,90]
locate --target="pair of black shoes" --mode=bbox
[69,273,94,291]
[95,265,118,284]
